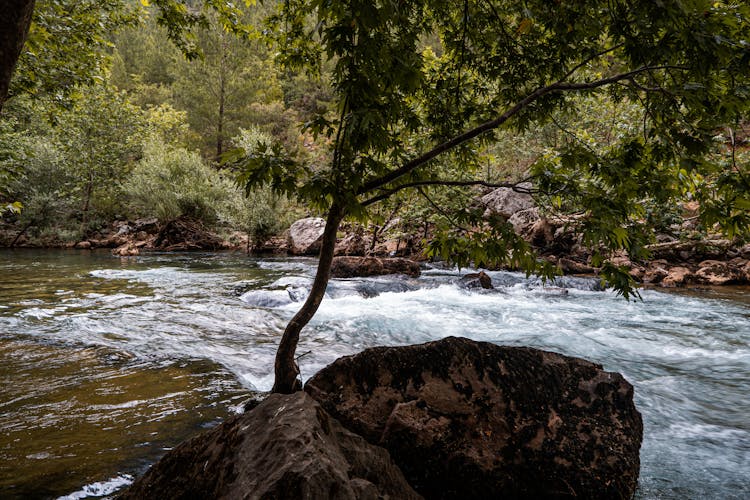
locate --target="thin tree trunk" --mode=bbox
[272,203,345,393]
[216,35,227,161]
[10,219,33,247]
[80,176,93,234]
[0,0,35,113]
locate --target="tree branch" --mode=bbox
[358,64,688,196]
[360,177,535,207]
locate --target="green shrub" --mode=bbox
[124,140,236,224]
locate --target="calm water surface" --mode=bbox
[0,249,748,499]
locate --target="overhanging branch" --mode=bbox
[358,64,688,197]
[360,177,535,207]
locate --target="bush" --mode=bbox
[224,127,293,248]
[124,140,236,224]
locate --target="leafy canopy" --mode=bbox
[232,0,750,298]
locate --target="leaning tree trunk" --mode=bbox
[271,204,345,393]
[0,0,35,113]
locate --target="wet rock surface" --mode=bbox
[306,337,643,500]
[331,256,421,278]
[459,271,493,289]
[120,392,421,500]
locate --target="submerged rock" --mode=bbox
[330,256,421,278]
[239,289,294,308]
[459,271,493,289]
[120,392,421,500]
[306,337,642,500]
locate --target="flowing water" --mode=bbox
[0,249,748,499]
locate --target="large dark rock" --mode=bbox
[120,392,421,500]
[305,337,642,500]
[330,256,421,278]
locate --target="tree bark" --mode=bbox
[0,0,35,113]
[272,203,345,393]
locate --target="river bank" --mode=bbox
[4,206,750,290]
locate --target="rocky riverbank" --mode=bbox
[4,185,749,287]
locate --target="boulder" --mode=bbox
[330,256,421,278]
[661,266,694,287]
[695,260,745,285]
[153,216,225,251]
[306,337,642,500]
[459,271,493,290]
[507,207,541,238]
[481,183,535,219]
[74,241,92,250]
[288,217,326,255]
[120,392,421,500]
[335,231,367,256]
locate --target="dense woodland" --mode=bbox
[2,0,745,256]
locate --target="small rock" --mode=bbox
[334,231,367,256]
[75,241,92,250]
[695,260,745,285]
[459,271,493,289]
[112,243,140,256]
[133,217,159,233]
[558,257,595,274]
[661,266,694,287]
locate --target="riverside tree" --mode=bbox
[230,0,750,393]
[2,1,748,394]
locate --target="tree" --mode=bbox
[170,9,281,161]
[0,0,35,113]
[231,0,750,393]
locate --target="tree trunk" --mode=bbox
[0,0,35,113]
[80,176,93,234]
[272,204,345,393]
[216,34,227,161]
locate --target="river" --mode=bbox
[0,249,748,499]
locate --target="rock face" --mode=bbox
[120,392,421,500]
[153,216,225,251]
[330,256,421,278]
[306,337,643,500]
[288,217,326,255]
[481,183,535,219]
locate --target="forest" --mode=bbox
[1,0,750,498]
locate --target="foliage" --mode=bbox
[224,127,291,248]
[123,139,236,223]
[237,0,750,297]
[11,0,139,104]
[169,9,282,159]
